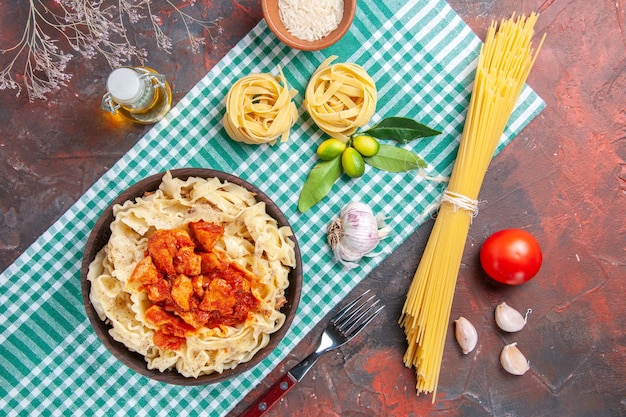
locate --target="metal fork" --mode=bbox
[239,290,384,417]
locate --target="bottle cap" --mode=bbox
[106,68,145,105]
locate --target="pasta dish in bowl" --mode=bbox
[80,168,302,385]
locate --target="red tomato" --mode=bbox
[480,229,542,285]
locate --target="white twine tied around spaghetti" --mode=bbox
[441,189,481,217]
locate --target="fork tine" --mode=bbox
[332,289,372,324]
[334,295,375,329]
[332,290,384,339]
[334,295,377,331]
[344,303,384,338]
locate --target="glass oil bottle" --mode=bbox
[101,67,172,124]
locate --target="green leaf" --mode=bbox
[361,116,441,143]
[298,157,343,213]
[364,144,427,172]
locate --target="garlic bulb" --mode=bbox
[327,202,390,269]
[454,316,478,354]
[500,342,530,375]
[495,302,531,332]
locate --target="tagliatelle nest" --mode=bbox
[223,69,298,145]
[304,56,377,142]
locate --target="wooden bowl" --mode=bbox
[80,168,302,385]
[262,0,356,51]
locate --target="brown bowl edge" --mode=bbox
[80,168,303,385]
[262,0,356,51]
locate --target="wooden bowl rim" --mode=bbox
[80,168,303,385]
[262,0,356,51]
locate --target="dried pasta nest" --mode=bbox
[304,56,377,142]
[223,69,298,145]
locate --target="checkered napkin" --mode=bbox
[0,1,544,415]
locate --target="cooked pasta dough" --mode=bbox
[304,56,377,142]
[88,172,296,377]
[223,68,298,145]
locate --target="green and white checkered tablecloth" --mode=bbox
[0,0,544,415]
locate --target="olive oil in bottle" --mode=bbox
[101,67,172,124]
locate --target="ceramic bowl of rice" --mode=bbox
[262,0,356,51]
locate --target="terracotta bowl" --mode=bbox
[262,0,356,51]
[80,168,302,385]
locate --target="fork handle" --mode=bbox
[239,373,297,417]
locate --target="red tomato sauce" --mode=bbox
[128,220,260,350]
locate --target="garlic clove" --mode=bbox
[495,302,530,332]
[500,342,530,375]
[454,316,478,354]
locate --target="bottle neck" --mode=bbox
[106,67,155,111]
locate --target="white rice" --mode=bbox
[278,0,344,41]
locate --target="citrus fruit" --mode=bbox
[316,138,346,161]
[341,147,365,178]
[352,135,380,157]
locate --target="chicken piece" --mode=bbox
[275,295,287,310]
[145,279,170,303]
[171,274,194,311]
[175,309,211,329]
[144,304,173,326]
[127,256,159,292]
[191,275,205,298]
[153,329,185,350]
[200,252,227,273]
[174,246,202,276]
[229,263,253,292]
[189,221,224,252]
[199,278,236,316]
[229,291,258,325]
[148,228,195,277]
[145,305,194,337]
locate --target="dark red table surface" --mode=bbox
[1,1,624,416]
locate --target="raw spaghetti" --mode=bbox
[399,13,545,400]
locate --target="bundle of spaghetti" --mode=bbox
[223,68,298,145]
[399,13,544,400]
